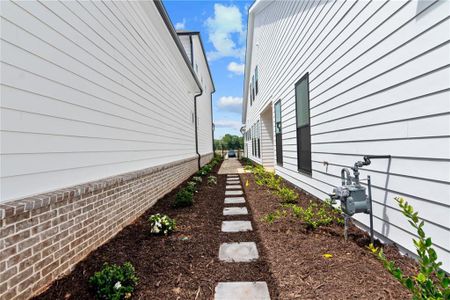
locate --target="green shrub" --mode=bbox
[369,197,449,299]
[89,262,138,300]
[185,181,197,193]
[174,188,193,207]
[207,175,217,185]
[196,164,212,176]
[148,214,176,235]
[291,202,334,230]
[192,176,202,183]
[276,187,298,204]
[262,209,287,224]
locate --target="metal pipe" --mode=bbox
[344,214,349,242]
[367,175,374,244]
[341,168,351,185]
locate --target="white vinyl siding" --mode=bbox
[0,0,200,202]
[244,0,450,271]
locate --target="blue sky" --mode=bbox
[163,0,253,139]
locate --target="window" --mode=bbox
[252,75,255,101]
[257,120,261,158]
[249,83,253,106]
[295,73,311,174]
[274,100,283,165]
[255,66,259,95]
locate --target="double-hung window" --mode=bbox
[295,73,312,174]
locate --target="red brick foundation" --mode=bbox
[0,157,198,299]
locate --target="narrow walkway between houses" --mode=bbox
[217,157,246,174]
[214,158,271,299]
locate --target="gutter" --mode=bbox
[190,34,202,170]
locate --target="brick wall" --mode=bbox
[200,152,214,167]
[0,157,198,300]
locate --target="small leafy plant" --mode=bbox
[276,187,298,204]
[192,176,202,183]
[185,181,198,193]
[173,188,193,207]
[291,201,340,230]
[89,262,138,300]
[207,175,217,185]
[262,209,287,224]
[148,213,176,235]
[369,197,449,299]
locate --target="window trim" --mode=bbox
[274,99,283,166]
[294,72,312,175]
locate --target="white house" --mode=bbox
[243,0,450,272]
[0,0,213,298]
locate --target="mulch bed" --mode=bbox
[34,161,278,299]
[241,167,418,299]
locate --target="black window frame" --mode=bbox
[274,99,283,166]
[255,66,259,95]
[257,120,261,158]
[295,72,312,175]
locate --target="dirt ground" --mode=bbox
[33,162,278,299]
[34,159,417,299]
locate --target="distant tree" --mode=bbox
[216,134,243,150]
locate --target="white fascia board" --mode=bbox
[146,0,202,94]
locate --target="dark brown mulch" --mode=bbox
[241,169,418,300]
[33,162,279,300]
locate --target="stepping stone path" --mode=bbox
[223,207,248,216]
[214,174,271,300]
[226,185,241,189]
[215,282,270,300]
[225,190,243,196]
[221,221,252,232]
[224,197,245,204]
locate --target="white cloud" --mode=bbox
[175,18,186,30]
[217,96,242,113]
[227,61,245,75]
[205,4,245,61]
[214,119,243,131]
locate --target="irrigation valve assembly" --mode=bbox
[329,155,391,243]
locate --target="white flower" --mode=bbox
[114,281,122,290]
[152,225,160,233]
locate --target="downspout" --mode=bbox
[190,35,202,170]
[194,91,202,170]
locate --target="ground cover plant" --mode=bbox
[173,188,193,207]
[207,175,217,185]
[369,197,449,299]
[89,262,138,300]
[148,214,176,235]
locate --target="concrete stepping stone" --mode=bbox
[218,242,259,262]
[225,190,243,196]
[221,221,252,232]
[226,185,241,190]
[214,282,270,300]
[226,181,240,185]
[227,175,239,179]
[224,197,245,204]
[223,207,248,216]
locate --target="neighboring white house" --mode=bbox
[0,0,213,298]
[243,0,450,272]
[177,31,215,166]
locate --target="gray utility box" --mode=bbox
[332,185,369,216]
